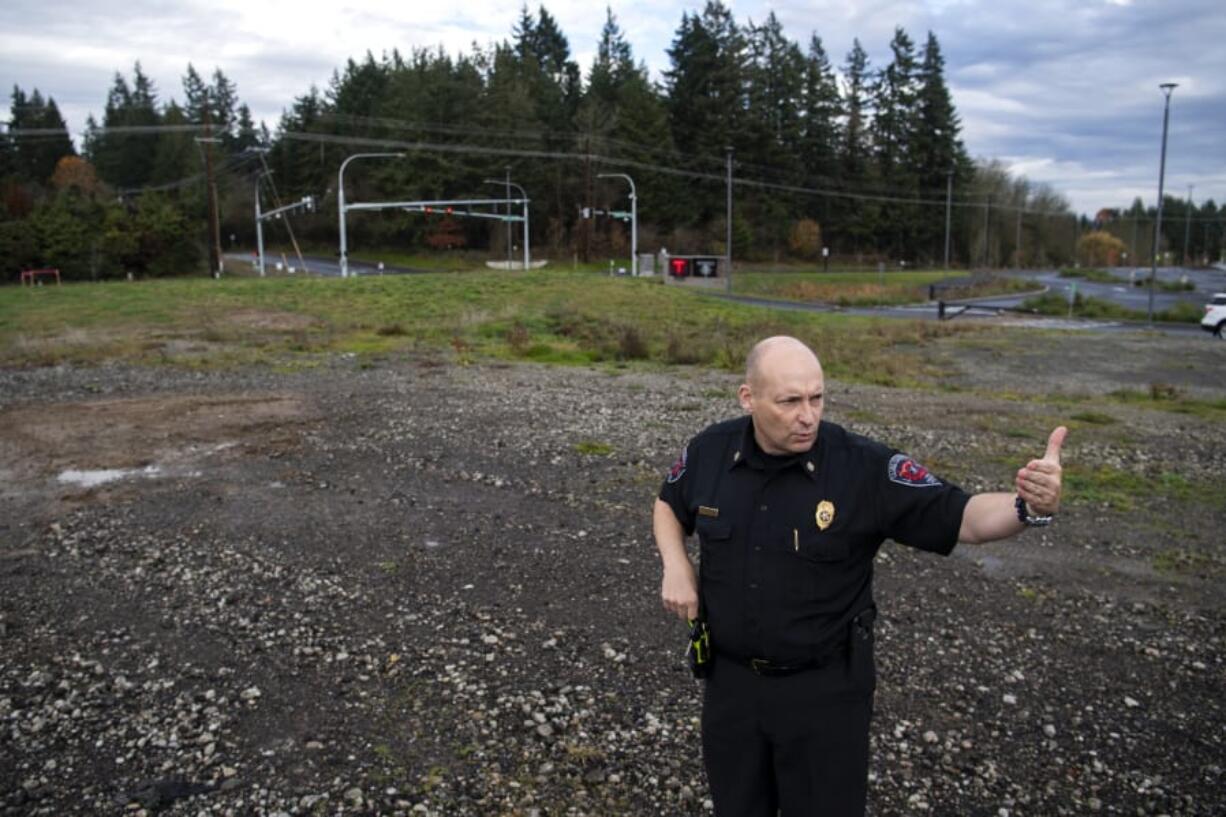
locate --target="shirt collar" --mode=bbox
[729,417,820,481]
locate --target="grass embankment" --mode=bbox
[1038,267,1201,323]
[1020,292,1202,323]
[731,268,1035,306]
[0,271,976,387]
[1059,267,1195,292]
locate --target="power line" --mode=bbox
[280,129,1079,215]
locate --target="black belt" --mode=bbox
[725,643,848,677]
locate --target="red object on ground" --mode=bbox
[20,268,61,286]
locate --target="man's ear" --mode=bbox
[737,383,753,413]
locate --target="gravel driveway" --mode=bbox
[1,329,1223,816]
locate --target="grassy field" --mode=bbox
[729,268,1037,306]
[0,270,983,387]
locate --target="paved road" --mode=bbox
[713,266,1225,337]
[968,266,1226,313]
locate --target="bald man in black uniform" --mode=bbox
[654,335,1066,816]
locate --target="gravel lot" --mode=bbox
[1,329,1224,816]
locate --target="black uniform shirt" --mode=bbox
[659,416,971,664]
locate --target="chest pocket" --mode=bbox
[790,528,849,563]
[695,516,732,544]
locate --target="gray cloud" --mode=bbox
[2,1,1223,214]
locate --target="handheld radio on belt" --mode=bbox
[687,618,712,678]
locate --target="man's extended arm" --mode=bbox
[959,426,1067,545]
[654,498,699,620]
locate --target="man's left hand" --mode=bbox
[1016,426,1066,516]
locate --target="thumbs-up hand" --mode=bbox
[1016,426,1067,516]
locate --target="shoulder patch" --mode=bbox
[888,453,941,487]
[666,446,688,484]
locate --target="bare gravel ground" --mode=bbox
[1,329,1224,816]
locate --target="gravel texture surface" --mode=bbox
[1,331,1224,816]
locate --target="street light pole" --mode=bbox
[1148,82,1177,323]
[482,177,530,269]
[338,152,404,279]
[597,173,637,276]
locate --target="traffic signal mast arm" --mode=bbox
[580,207,632,222]
[258,196,314,221]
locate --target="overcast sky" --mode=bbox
[3,0,1223,216]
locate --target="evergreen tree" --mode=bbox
[234,104,260,150]
[871,27,921,259]
[89,64,161,189]
[150,101,197,185]
[182,65,209,124]
[743,12,806,257]
[913,32,971,262]
[840,40,870,181]
[664,1,745,222]
[210,68,239,142]
[8,86,76,184]
[839,40,875,252]
[799,34,841,183]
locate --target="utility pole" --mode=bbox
[1131,213,1138,268]
[982,196,991,269]
[1149,83,1177,323]
[1073,214,1080,266]
[1183,184,1194,267]
[944,169,953,269]
[505,166,512,269]
[582,140,592,264]
[726,147,734,291]
[1015,207,1023,269]
[199,96,223,278]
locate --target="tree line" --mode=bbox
[2,2,1220,282]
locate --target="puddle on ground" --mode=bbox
[58,466,164,487]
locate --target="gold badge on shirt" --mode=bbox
[815,500,835,531]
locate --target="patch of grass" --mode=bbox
[1069,410,1117,425]
[0,271,986,389]
[574,440,614,456]
[1064,465,1214,512]
[1152,548,1218,577]
[1108,386,1226,419]
[1059,268,1118,284]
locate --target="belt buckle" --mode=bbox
[749,658,770,675]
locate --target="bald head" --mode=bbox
[745,336,821,389]
[738,336,826,455]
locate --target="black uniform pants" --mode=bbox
[701,628,875,816]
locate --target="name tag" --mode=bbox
[698,506,719,518]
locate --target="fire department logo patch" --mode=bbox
[666,447,688,483]
[888,454,941,487]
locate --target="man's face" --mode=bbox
[738,347,824,455]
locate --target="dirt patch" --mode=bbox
[221,309,321,333]
[0,393,314,513]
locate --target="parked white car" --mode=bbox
[1203,293,1226,338]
